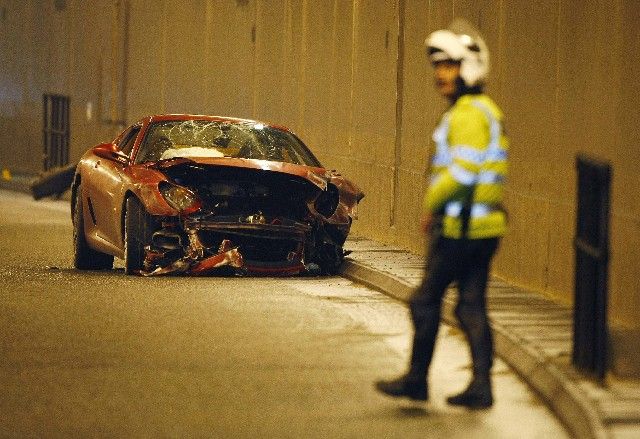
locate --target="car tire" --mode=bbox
[319,243,344,275]
[124,196,156,275]
[73,186,114,270]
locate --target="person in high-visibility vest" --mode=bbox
[376,19,508,409]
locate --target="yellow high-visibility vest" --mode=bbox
[423,94,509,239]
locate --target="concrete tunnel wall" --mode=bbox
[1,0,639,375]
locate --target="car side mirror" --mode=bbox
[93,144,129,165]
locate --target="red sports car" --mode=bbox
[71,114,364,276]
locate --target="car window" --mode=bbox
[135,120,322,167]
[118,126,140,157]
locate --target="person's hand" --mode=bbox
[420,212,434,234]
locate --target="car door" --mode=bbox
[85,125,141,250]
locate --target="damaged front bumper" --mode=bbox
[139,214,314,276]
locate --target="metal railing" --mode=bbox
[573,154,611,381]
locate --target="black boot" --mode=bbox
[375,374,428,401]
[446,378,493,409]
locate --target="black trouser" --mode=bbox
[408,236,499,381]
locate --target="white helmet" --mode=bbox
[425,19,490,87]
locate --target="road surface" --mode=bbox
[0,190,568,438]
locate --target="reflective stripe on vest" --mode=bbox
[441,99,507,220]
[432,113,451,168]
[432,100,506,188]
[445,201,500,218]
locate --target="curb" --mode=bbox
[341,258,609,439]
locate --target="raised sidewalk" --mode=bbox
[341,236,640,439]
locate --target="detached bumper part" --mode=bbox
[140,239,243,276]
[190,242,243,274]
[139,219,309,276]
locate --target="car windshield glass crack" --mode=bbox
[135,120,318,166]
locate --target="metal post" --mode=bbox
[573,154,611,381]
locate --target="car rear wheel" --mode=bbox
[73,186,114,270]
[124,196,156,275]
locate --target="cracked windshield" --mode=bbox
[135,120,320,166]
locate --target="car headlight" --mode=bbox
[159,181,202,215]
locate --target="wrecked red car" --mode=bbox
[71,114,363,276]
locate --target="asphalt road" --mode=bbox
[0,190,568,438]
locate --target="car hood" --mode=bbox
[149,156,330,191]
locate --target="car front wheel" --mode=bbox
[73,186,114,270]
[124,196,156,275]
